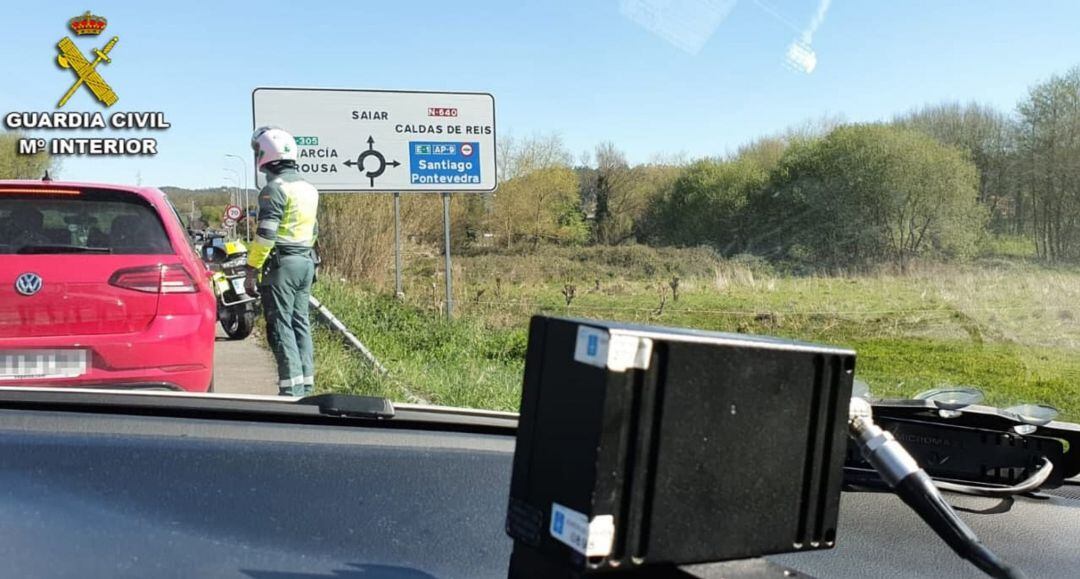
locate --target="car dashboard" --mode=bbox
[0,394,1075,579]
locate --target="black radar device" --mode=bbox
[506,316,855,577]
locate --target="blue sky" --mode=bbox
[3,0,1079,189]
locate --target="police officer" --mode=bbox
[245,126,320,396]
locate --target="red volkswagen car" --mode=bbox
[0,180,215,392]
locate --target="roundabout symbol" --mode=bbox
[342,135,401,188]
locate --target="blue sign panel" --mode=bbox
[409,141,481,185]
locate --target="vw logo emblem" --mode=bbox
[14,272,43,296]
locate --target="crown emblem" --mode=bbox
[69,11,108,36]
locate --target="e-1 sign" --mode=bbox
[252,88,497,192]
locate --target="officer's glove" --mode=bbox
[244,266,260,296]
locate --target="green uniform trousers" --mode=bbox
[261,253,315,396]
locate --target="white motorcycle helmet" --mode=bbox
[251,126,298,172]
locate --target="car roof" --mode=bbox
[0,180,165,202]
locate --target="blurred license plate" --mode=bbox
[0,350,87,380]
[231,277,246,295]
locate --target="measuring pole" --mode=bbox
[442,192,453,318]
[308,296,388,376]
[393,192,403,298]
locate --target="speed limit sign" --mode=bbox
[223,217,238,228]
[224,205,243,221]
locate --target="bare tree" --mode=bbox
[491,134,585,247]
[895,102,1016,232]
[1016,67,1080,261]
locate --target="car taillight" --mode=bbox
[109,264,198,294]
[160,263,198,293]
[108,266,160,293]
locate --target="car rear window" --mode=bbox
[0,189,173,255]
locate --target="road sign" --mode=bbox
[223,217,237,228]
[252,88,496,192]
[224,204,243,221]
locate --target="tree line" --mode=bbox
[6,64,1080,271]
[471,65,1080,268]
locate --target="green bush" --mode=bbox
[0,131,53,179]
[750,125,986,270]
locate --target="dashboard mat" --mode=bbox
[0,409,1075,578]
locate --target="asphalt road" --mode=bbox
[213,327,278,395]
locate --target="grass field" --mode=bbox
[311,245,1080,420]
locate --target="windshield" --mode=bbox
[0,3,1077,423]
[0,192,172,255]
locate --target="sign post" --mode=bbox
[252,87,496,312]
[442,192,453,317]
[222,204,241,234]
[393,191,403,299]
